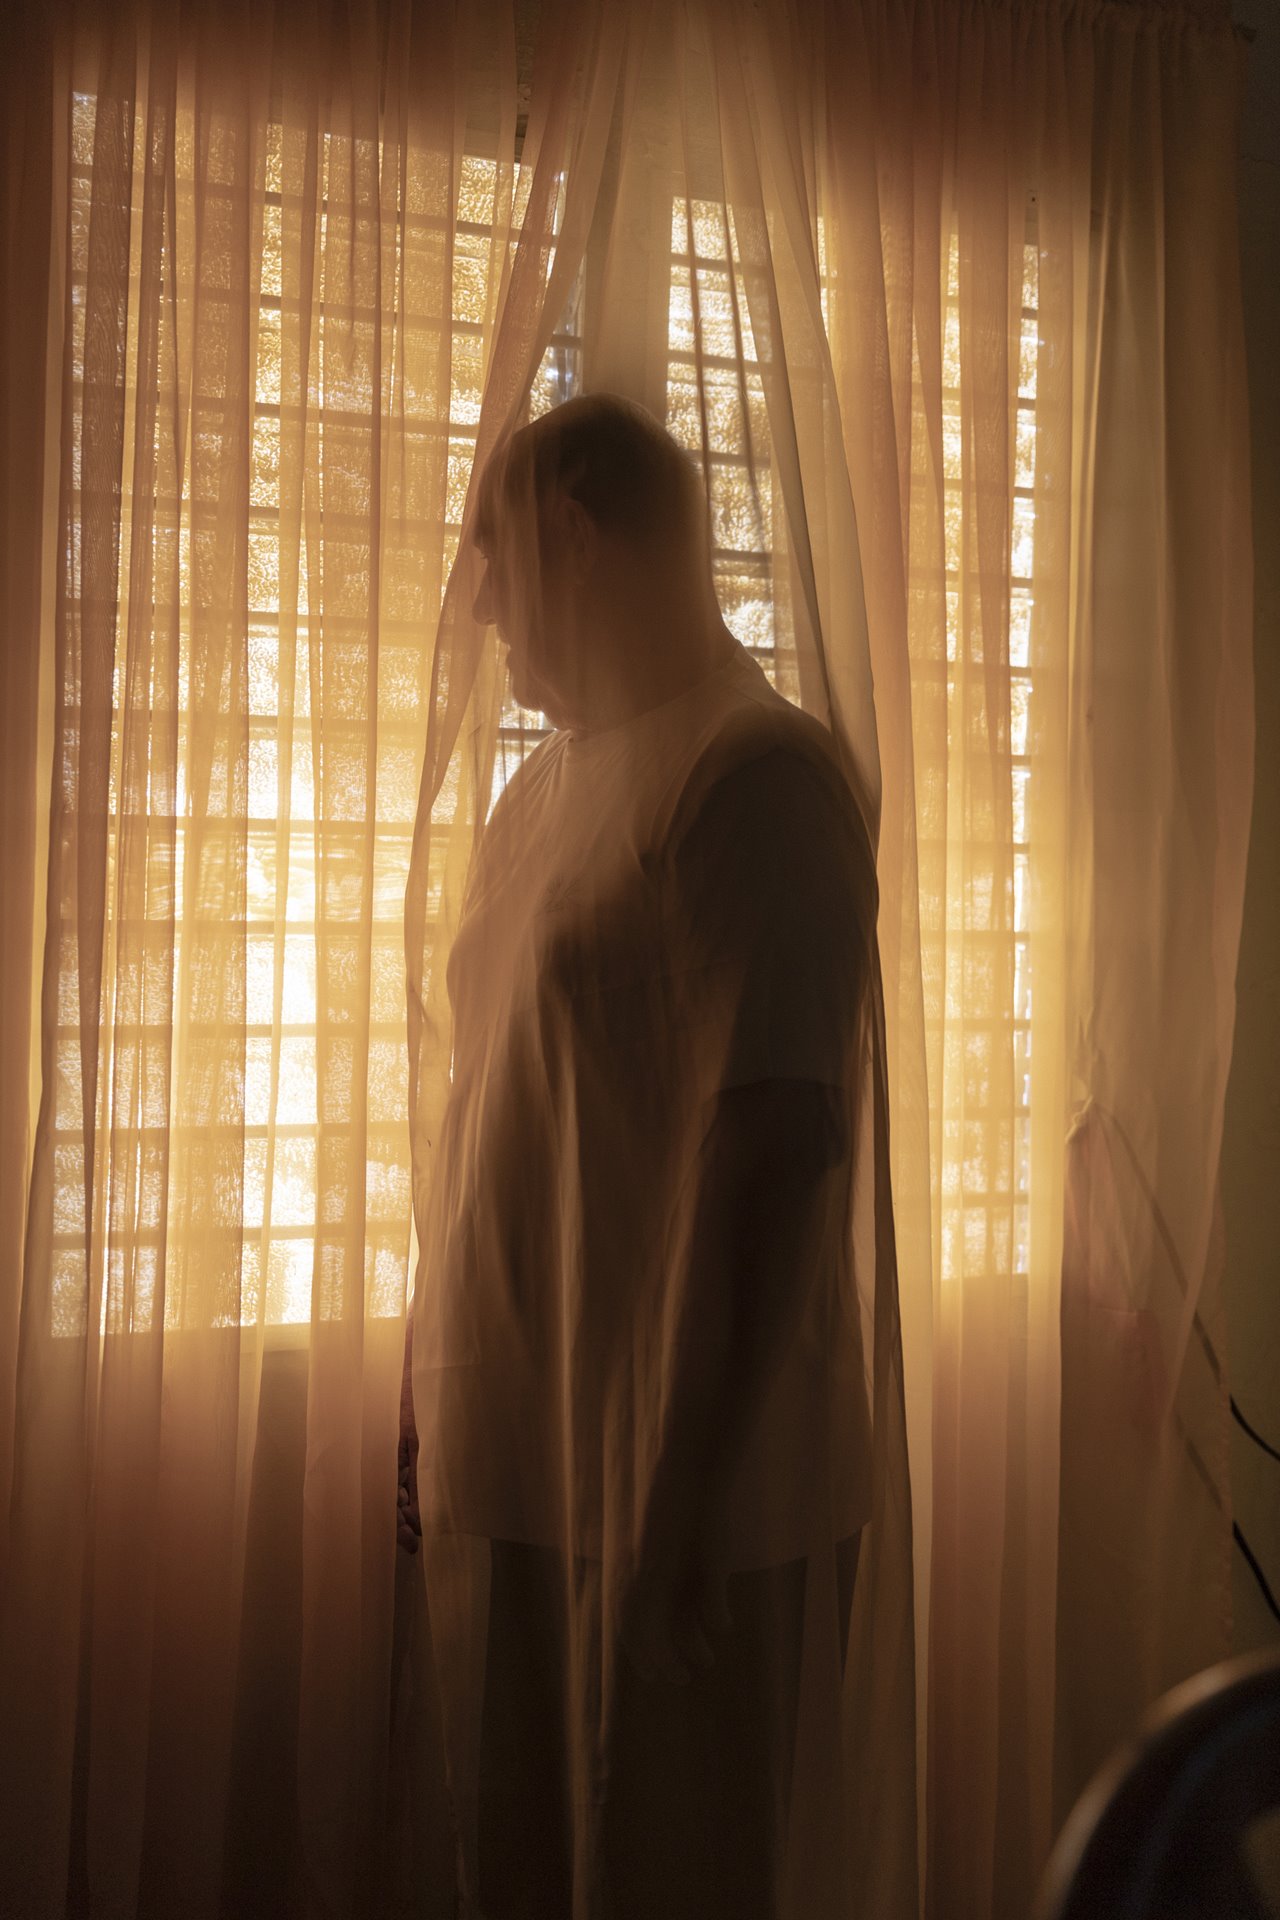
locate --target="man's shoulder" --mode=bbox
[672,685,859,847]
[482,726,566,833]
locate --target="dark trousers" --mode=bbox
[476,1535,861,1920]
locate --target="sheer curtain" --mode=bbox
[818,5,1251,1907]
[0,0,1254,1917]
[0,2,584,1911]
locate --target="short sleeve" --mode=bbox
[664,744,873,1095]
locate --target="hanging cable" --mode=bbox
[1231,1395,1280,1466]
[1226,1395,1280,1625]
[1233,1521,1280,1627]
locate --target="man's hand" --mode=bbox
[397,1316,421,1554]
[397,1426,421,1553]
[617,1537,733,1687]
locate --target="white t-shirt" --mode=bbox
[413,638,875,1570]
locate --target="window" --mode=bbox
[57,73,1044,1335]
[488,257,585,809]
[666,188,1045,1287]
[666,196,799,700]
[486,190,799,799]
[480,181,1046,1297]
[57,92,574,1335]
[927,201,1042,1285]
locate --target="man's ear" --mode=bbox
[560,494,598,580]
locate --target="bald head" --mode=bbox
[475,391,710,573]
[470,391,733,731]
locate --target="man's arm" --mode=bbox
[636,1077,847,1576]
[639,742,871,1589]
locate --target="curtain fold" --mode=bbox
[0,0,1254,1916]
[1051,1,1254,1829]
[0,4,553,1912]
[0,0,59,1556]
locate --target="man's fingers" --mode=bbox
[395,1434,420,1553]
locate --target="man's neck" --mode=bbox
[567,615,739,734]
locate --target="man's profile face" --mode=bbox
[471,500,581,725]
[472,533,538,710]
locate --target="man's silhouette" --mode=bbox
[399,393,885,1919]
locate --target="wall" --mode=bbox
[1222,0,1280,1659]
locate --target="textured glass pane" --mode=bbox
[945,488,962,573]
[1011,496,1035,580]
[1014,851,1029,934]
[247,530,281,614]
[709,463,770,552]
[239,1241,263,1324]
[255,1035,316,1126]
[670,194,730,261]
[1014,939,1031,1021]
[376,738,422,824]
[1016,408,1036,489]
[1012,763,1029,842]
[247,627,280,715]
[1021,239,1038,312]
[964,1207,988,1271]
[71,91,97,169]
[446,437,473,524]
[529,347,576,419]
[943,301,961,389]
[70,171,93,275]
[261,201,282,297]
[245,824,315,922]
[714,566,776,652]
[249,732,278,818]
[1011,676,1030,756]
[666,363,768,458]
[944,412,962,482]
[449,330,483,423]
[265,118,282,196]
[511,157,534,229]
[256,306,282,405]
[451,230,491,327]
[667,265,693,356]
[1016,1116,1032,1192]
[281,932,318,1022]
[70,282,87,383]
[265,1237,314,1324]
[668,264,753,362]
[367,1037,408,1122]
[1019,314,1038,399]
[242,1133,317,1230]
[370,939,407,1023]
[457,154,499,225]
[367,1239,408,1319]
[1010,589,1032,668]
[251,413,280,508]
[1014,1029,1032,1112]
[365,1146,412,1223]
[946,588,961,663]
